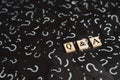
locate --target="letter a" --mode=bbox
[89,36,102,48]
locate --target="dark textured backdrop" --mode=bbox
[0,0,120,80]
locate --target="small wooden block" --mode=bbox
[76,39,90,51]
[89,36,102,48]
[63,42,76,53]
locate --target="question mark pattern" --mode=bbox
[0,0,120,80]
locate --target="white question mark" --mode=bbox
[111,15,119,23]
[94,18,100,24]
[26,11,34,18]
[26,31,36,36]
[62,3,71,9]
[104,27,111,35]
[48,48,56,59]
[24,4,34,9]
[64,59,69,67]
[4,44,17,52]
[100,59,109,66]
[11,11,18,20]
[43,17,50,24]
[97,7,106,13]
[86,63,99,72]
[24,44,32,50]
[27,65,39,73]
[74,7,81,12]
[105,36,116,41]
[34,52,41,58]
[42,31,49,36]
[34,26,40,30]
[78,54,86,62]
[68,72,72,80]
[109,63,119,75]
[83,2,88,9]
[0,67,6,78]
[51,68,62,73]
[25,52,32,55]
[66,33,76,39]
[58,13,68,18]
[1,57,8,63]
[61,20,67,26]
[21,20,31,26]
[106,23,112,26]
[55,56,62,65]
[9,58,17,64]
[46,40,54,47]
[30,46,36,51]
[100,46,113,52]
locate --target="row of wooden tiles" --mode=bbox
[63,36,102,53]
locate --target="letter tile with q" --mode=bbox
[63,42,76,53]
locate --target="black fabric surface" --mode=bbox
[0,0,120,80]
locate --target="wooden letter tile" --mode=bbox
[89,36,102,48]
[76,39,89,51]
[63,42,76,53]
